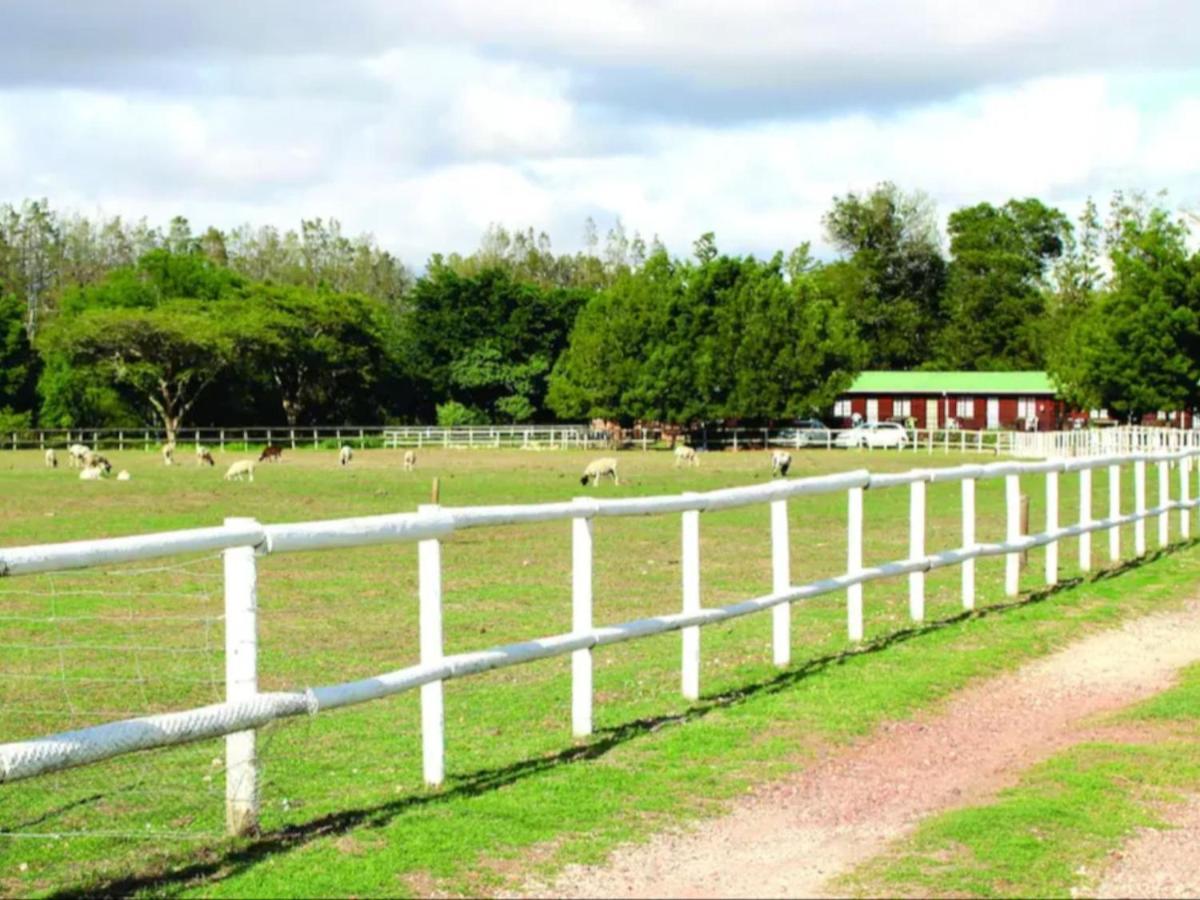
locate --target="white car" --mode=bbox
[835,422,910,449]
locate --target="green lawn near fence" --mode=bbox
[840,663,1200,899]
[0,446,1197,898]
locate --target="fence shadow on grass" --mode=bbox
[54,538,1199,899]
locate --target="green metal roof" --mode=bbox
[845,371,1057,395]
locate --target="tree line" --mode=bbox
[0,188,1197,438]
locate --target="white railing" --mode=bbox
[2,450,1198,836]
[1010,426,1200,459]
[381,425,608,450]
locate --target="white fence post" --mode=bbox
[1182,458,1192,540]
[961,476,976,610]
[223,518,259,837]
[418,504,445,786]
[1045,469,1058,586]
[1079,467,1092,573]
[681,499,701,700]
[1109,464,1121,562]
[909,479,925,621]
[847,486,864,640]
[1005,473,1020,597]
[771,498,791,667]
[1158,460,1170,548]
[571,498,594,737]
[1134,460,1147,556]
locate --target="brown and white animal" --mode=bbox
[339,445,353,466]
[44,449,58,468]
[82,450,111,471]
[771,450,791,478]
[67,444,89,468]
[581,457,620,487]
[403,450,416,471]
[224,460,255,482]
[259,446,283,463]
[196,447,215,466]
[161,441,176,466]
[674,445,699,468]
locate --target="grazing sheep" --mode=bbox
[674,445,699,468]
[196,448,215,467]
[117,470,132,481]
[259,446,283,463]
[162,441,176,466]
[224,460,256,482]
[339,445,353,466]
[79,466,104,481]
[771,450,792,478]
[581,457,620,487]
[403,450,416,471]
[67,444,89,468]
[44,449,57,468]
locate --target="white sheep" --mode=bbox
[44,449,57,468]
[195,445,215,466]
[581,457,620,487]
[79,465,105,481]
[224,460,255,482]
[162,441,176,466]
[117,470,132,481]
[771,450,792,478]
[67,444,89,468]
[339,445,353,466]
[403,450,416,471]
[674,445,699,468]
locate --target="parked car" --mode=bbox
[772,418,831,448]
[835,421,910,449]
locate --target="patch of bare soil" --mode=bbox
[1093,794,1200,899]
[518,601,1200,899]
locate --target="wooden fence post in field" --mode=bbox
[571,499,594,737]
[1045,469,1058,585]
[681,498,701,700]
[1109,463,1122,562]
[1134,460,1147,556]
[1005,475,1021,596]
[909,478,926,621]
[223,518,260,837]
[771,498,791,667]
[1158,460,1170,548]
[1182,458,1192,540]
[1079,467,1092,572]
[961,476,976,609]
[847,486,864,640]
[418,504,445,786]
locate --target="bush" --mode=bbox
[436,401,488,427]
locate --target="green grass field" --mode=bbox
[0,446,1197,897]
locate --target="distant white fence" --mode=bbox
[381,425,608,450]
[1009,426,1200,459]
[3,448,1198,836]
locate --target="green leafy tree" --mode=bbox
[0,292,37,422]
[936,198,1071,369]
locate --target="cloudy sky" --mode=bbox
[1,1,1197,264]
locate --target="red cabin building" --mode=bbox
[834,371,1064,431]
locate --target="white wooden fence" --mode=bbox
[1009,426,1200,459]
[1,449,1198,836]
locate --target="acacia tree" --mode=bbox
[40,302,237,441]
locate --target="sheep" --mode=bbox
[79,465,105,481]
[581,457,620,487]
[224,460,255,482]
[339,445,353,466]
[117,470,132,481]
[162,441,176,466]
[67,444,89,468]
[403,450,416,471]
[82,450,112,471]
[259,446,283,463]
[196,447,215,467]
[674,445,699,468]
[44,449,57,469]
[771,450,792,478]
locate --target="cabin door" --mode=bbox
[987,398,1000,429]
[866,399,879,423]
[925,399,939,429]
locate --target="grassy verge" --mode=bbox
[841,665,1200,898]
[0,447,1196,897]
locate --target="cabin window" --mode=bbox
[957,398,975,418]
[893,398,912,417]
[834,399,851,417]
[1017,397,1038,420]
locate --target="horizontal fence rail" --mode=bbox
[2,449,1199,835]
